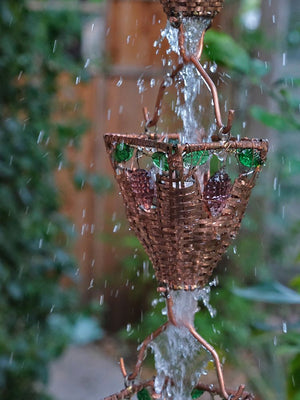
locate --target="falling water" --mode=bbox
[147,19,221,399]
[150,288,216,400]
[162,18,212,143]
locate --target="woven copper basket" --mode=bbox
[160,0,224,18]
[105,133,268,290]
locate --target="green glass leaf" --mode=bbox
[152,152,169,171]
[238,149,262,168]
[113,142,134,162]
[191,388,204,399]
[183,150,210,167]
[137,388,152,400]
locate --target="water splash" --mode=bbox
[162,18,211,143]
[150,289,215,400]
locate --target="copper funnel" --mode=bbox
[104,133,268,290]
[160,0,225,20]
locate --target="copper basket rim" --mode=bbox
[104,133,269,158]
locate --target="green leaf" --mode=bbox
[290,275,300,292]
[183,150,210,167]
[113,143,134,163]
[204,30,251,74]
[233,281,300,304]
[191,387,204,399]
[288,354,300,399]
[137,388,152,400]
[250,105,300,131]
[152,152,169,171]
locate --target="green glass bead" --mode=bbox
[152,152,169,171]
[168,138,179,145]
[191,388,204,399]
[238,148,262,168]
[113,142,134,163]
[137,388,152,400]
[183,150,210,167]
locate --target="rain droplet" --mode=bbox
[52,39,57,53]
[37,130,44,144]
[88,279,94,290]
[210,61,217,73]
[116,77,123,87]
[150,78,156,87]
[282,321,287,333]
[282,52,286,67]
[99,295,104,306]
[113,223,121,233]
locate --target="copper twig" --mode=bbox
[144,23,231,134]
[102,293,255,400]
[128,322,169,381]
[223,109,235,135]
[185,322,229,399]
[195,383,255,400]
[190,55,223,130]
[119,357,127,378]
[166,294,177,326]
[102,378,254,400]
[196,29,206,60]
[179,24,190,64]
[102,379,155,400]
[144,63,184,128]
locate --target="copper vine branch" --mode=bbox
[102,294,254,400]
[143,22,234,136]
[102,378,255,400]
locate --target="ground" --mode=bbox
[48,343,123,400]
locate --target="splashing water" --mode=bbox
[150,288,215,400]
[161,18,211,143]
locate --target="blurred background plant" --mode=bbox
[0,1,105,399]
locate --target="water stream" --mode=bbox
[162,18,212,143]
[150,287,216,400]
[149,18,220,399]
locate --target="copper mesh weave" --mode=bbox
[104,133,268,290]
[160,0,224,18]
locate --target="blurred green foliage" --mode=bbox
[0,1,103,399]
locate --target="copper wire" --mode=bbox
[144,22,232,136]
[186,322,229,399]
[128,322,169,381]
